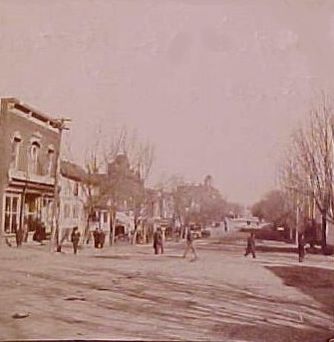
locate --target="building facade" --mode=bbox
[0,98,61,239]
[88,154,144,241]
[59,160,87,240]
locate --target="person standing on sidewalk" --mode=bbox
[157,227,164,254]
[298,234,305,262]
[153,229,159,254]
[183,227,198,261]
[71,227,81,255]
[93,227,100,248]
[244,232,256,258]
[99,229,106,248]
[153,227,163,254]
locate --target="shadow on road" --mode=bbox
[213,321,332,342]
[267,265,334,316]
[256,245,297,253]
[257,245,328,255]
[92,255,131,260]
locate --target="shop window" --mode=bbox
[103,211,108,224]
[3,194,20,234]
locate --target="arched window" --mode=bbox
[28,140,40,174]
[47,145,55,176]
[10,132,22,170]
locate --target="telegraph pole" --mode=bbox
[50,118,70,252]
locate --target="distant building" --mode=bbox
[145,189,175,228]
[0,98,62,239]
[59,160,87,240]
[143,189,175,240]
[229,216,260,230]
[175,176,224,227]
[88,154,144,239]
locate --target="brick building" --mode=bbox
[0,98,62,239]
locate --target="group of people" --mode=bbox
[70,227,106,254]
[92,228,106,249]
[11,219,45,248]
[243,231,310,262]
[153,226,198,261]
[11,221,310,263]
[70,227,310,263]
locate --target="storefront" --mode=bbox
[2,175,55,240]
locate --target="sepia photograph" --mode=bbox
[0,0,333,341]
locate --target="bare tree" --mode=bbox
[83,125,155,246]
[81,129,107,244]
[281,94,334,250]
[155,173,186,192]
[251,189,296,241]
[134,140,155,182]
[104,126,155,182]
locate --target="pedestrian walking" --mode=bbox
[244,232,256,258]
[93,227,100,248]
[224,219,228,232]
[99,229,105,248]
[153,229,158,254]
[71,227,81,255]
[183,227,198,261]
[298,234,305,263]
[153,227,163,254]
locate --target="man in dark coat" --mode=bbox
[93,227,100,248]
[244,232,256,258]
[153,229,159,254]
[71,227,81,254]
[157,228,164,254]
[298,234,305,262]
[153,228,163,254]
[99,229,106,248]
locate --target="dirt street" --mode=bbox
[0,232,333,341]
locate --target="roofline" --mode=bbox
[1,97,62,129]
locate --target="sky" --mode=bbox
[1,0,334,205]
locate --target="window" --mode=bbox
[66,181,71,196]
[3,194,20,234]
[72,204,79,219]
[64,203,70,219]
[103,211,108,224]
[10,133,22,170]
[47,147,54,176]
[28,141,40,174]
[73,182,79,197]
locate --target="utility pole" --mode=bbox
[295,194,300,246]
[50,118,71,252]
